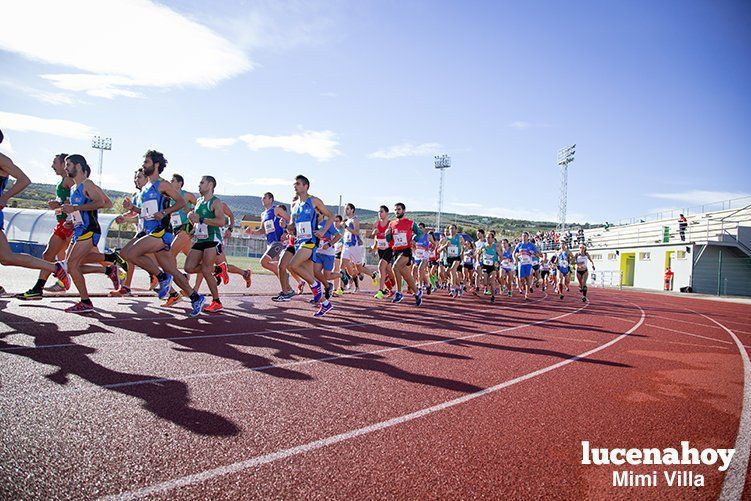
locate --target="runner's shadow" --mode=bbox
[0,301,240,436]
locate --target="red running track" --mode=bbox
[0,287,749,500]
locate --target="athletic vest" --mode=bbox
[292,197,317,246]
[343,218,362,247]
[69,182,100,235]
[375,219,391,250]
[389,217,414,251]
[140,179,171,234]
[193,195,222,243]
[261,206,284,244]
[55,178,71,222]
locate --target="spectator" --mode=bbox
[678,214,688,241]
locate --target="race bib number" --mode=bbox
[141,199,159,220]
[296,221,312,240]
[501,260,513,270]
[69,210,83,227]
[170,212,182,228]
[393,232,408,247]
[377,238,388,250]
[415,249,427,260]
[483,256,495,266]
[519,255,532,265]
[447,245,459,257]
[263,219,276,234]
[194,223,209,239]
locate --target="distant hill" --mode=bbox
[10,183,590,236]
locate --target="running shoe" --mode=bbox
[54,262,71,290]
[582,295,587,303]
[484,290,491,296]
[44,281,66,293]
[243,269,252,288]
[560,294,564,300]
[311,282,323,303]
[162,292,181,307]
[106,265,121,290]
[190,294,206,317]
[272,290,295,302]
[371,272,379,287]
[157,274,173,299]
[324,282,333,300]
[490,296,495,303]
[314,301,333,317]
[17,289,43,300]
[297,281,306,294]
[374,290,384,299]
[109,250,128,271]
[415,288,423,306]
[392,292,404,303]
[309,297,319,304]
[426,284,432,295]
[205,300,223,313]
[334,288,344,297]
[109,285,132,297]
[65,301,94,314]
[0,286,5,296]
[117,267,127,282]
[216,262,229,285]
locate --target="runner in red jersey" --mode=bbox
[385,202,422,306]
[371,205,396,299]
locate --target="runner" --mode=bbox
[461,237,476,293]
[168,174,197,259]
[479,230,500,302]
[499,238,515,297]
[0,130,70,290]
[340,203,377,293]
[413,222,434,295]
[556,241,573,300]
[119,150,205,316]
[384,202,422,305]
[252,192,287,276]
[436,224,462,298]
[574,243,595,302]
[183,175,223,313]
[208,203,252,289]
[110,168,147,296]
[17,153,74,299]
[311,209,341,316]
[531,238,542,289]
[514,231,540,301]
[58,154,113,313]
[332,214,345,296]
[473,229,487,293]
[371,205,396,299]
[540,252,551,291]
[287,175,334,306]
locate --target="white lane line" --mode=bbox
[102,304,645,500]
[645,323,751,349]
[701,314,751,501]
[6,302,589,401]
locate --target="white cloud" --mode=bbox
[197,129,342,162]
[368,142,443,160]
[0,111,96,140]
[508,121,553,130]
[648,190,751,205]
[0,80,77,105]
[196,137,238,149]
[0,0,252,98]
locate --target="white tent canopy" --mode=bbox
[3,208,118,252]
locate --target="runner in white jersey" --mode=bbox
[473,229,487,293]
[340,203,377,292]
[574,243,595,302]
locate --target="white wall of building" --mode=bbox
[588,244,694,291]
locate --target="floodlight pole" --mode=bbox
[434,155,451,231]
[556,144,575,233]
[91,136,112,187]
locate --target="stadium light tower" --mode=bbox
[91,136,112,187]
[556,144,575,233]
[434,154,451,231]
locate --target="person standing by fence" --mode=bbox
[679,214,688,241]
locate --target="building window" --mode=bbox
[639,252,651,261]
[676,250,687,260]
[592,254,603,261]
[607,253,616,260]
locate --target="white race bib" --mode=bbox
[263,219,275,234]
[296,221,312,240]
[393,232,408,247]
[194,223,209,239]
[483,256,495,266]
[377,238,388,250]
[447,245,459,257]
[141,199,159,220]
[170,212,182,228]
[69,210,83,227]
[519,254,532,265]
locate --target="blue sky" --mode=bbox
[1,0,749,224]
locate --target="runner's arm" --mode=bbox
[0,154,30,207]
[157,182,185,218]
[201,198,226,227]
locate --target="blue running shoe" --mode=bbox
[415,289,423,307]
[312,282,323,303]
[392,292,404,303]
[314,301,333,317]
[157,274,173,299]
[190,294,206,317]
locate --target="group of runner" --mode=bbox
[0,131,596,317]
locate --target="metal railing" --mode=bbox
[612,196,751,227]
[594,271,622,290]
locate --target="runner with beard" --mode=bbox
[385,202,422,306]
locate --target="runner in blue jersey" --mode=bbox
[413,222,434,295]
[514,231,541,301]
[120,150,204,316]
[0,129,71,293]
[499,239,515,297]
[287,174,334,305]
[311,211,341,317]
[479,231,500,302]
[435,224,464,298]
[251,192,288,277]
[556,240,573,300]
